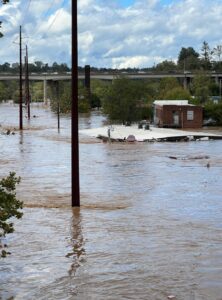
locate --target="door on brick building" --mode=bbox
[173,111,179,126]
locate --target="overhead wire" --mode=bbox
[5,0,67,62]
[8,0,59,45]
[27,0,65,45]
[46,0,66,32]
[20,0,32,27]
[25,0,68,67]
[5,0,32,51]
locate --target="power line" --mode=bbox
[6,0,67,60]
[20,0,32,27]
[26,0,66,47]
[46,6,63,32]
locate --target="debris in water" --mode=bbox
[189,155,210,160]
[167,295,176,299]
[126,135,136,142]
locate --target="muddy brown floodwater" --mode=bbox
[0,103,222,300]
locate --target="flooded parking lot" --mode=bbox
[0,103,222,299]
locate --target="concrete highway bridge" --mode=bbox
[1,72,222,103]
[1,72,222,81]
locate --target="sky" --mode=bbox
[0,0,222,69]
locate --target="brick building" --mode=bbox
[153,100,203,129]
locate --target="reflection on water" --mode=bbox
[67,208,85,277]
[1,103,222,299]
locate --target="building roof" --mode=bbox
[154,100,191,106]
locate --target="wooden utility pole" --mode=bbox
[56,81,60,131]
[19,25,23,130]
[25,45,30,120]
[71,0,80,206]
[84,64,91,106]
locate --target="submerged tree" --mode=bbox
[0,172,23,258]
[102,77,148,123]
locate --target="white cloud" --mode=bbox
[0,0,222,68]
[39,8,71,34]
[112,55,156,68]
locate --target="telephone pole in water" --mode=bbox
[25,45,30,120]
[71,0,80,206]
[19,25,23,130]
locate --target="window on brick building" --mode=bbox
[187,110,194,121]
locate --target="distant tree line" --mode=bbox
[0,61,71,74]
[80,41,222,73]
[1,42,222,74]
[154,42,222,72]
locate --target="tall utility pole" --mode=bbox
[84,64,91,106]
[19,25,23,130]
[71,0,80,206]
[220,79,222,102]
[25,45,31,119]
[55,81,60,131]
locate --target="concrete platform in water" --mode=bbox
[80,125,222,142]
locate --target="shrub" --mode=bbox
[0,172,23,257]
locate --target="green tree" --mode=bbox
[204,102,222,125]
[165,86,191,100]
[90,93,101,108]
[177,47,200,71]
[102,77,145,123]
[154,60,177,72]
[157,77,182,99]
[212,45,222,62]
[0,82,8,101]
[34,61,44,72]
[78,81,90,113]
[201,41,212,69]
[91,79,110,106]
[0,172,23,258]
[27,82,44,102]
[0,62,10,72]
[58,82,72,113]
[192,71,211,103]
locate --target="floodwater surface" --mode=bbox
[0,103,222,300]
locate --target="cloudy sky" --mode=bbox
[0,0,222,68]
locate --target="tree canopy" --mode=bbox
[177,47,200,71]
[192,71,211,104]
[102,77,151,123]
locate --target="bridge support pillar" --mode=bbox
[85,65,91,105]
[183,76,188,89]
[215,76,219,85]
[43,79,48,105]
